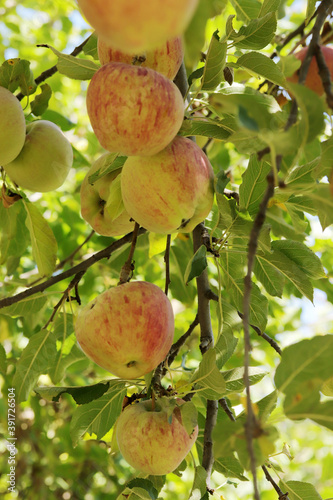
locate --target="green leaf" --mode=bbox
[281,480,323,500]
[230,0,261,21]
[228,279,268,332]
[179,400,198,436]
[275,335,333,396]
[223,367,267,393]
[82,32,99,60]
[0,58,35,94]
[125,479,158,500]
[42,109,76,131]
[239,155,271,217]
[105,173,125,223]
[256,248,314,301]
[70,381,126,445]
[179,117,231,141]
[272,240,326,280]
[0,200,30,267]
[42,45,100,80]
[191,349,226,399]
[237,51,286,87]
[260,0,282,17]
[229,12,277,50]
[184,245,208,284]
[12,327,58,403]
[287,83,325,145]
[88,154,127,184]
[0,343,7,376]
[30,83,52,116]
[35,381,113,404]
[214,455,248,481]
[189,465,207,499]
[254,253,284,297]
[201,33,227,90]
[0,296,48,318]
[23,201,58,277]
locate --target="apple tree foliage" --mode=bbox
[1,0,333,499]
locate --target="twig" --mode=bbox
[16,35,93,101]
[43,271,85,329]
[118,222,140,284]
[56,230,95,270]
[152,314,199,393]
[237,311,282,356]
[164,234,171,295]
[219,398,236,422]
[243,170,277,500]
[262,465,291,500]
[0,228,147,310]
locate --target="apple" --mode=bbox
[121,136,215,234]
[75,281,174,379]
[97,36,183,81]
[0,86,26,166]
[3,120,73,192]
[116,397,198,475]
[80,153,135,236]
[77,0,198,54]
[288,45,333,96]
[86,62,184,157]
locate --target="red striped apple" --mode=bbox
[75,281,174,379]
[4,120,73,192]
[121,136,215,234]
[86,62,184,156]
[80,153,134,236]
[77,0,198,54]
[97,36,183,80]
[0,86,26,166]
[116,397,198,475]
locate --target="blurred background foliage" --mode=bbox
[0,0,333,499]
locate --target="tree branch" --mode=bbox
[193,223,218,490]
[262,465,291,500]
[164,234,172,295]
[0,228,146,310]
[243,170,277,500]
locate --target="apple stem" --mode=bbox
[151,391,156,411]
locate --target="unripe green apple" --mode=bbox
[75,281,174,379]
[288,45,333,96]
[80,153,134,236]
[0,86,26,166]
[77,0,198,54]
[116,397,198,475]
[121,136,215,234]
[3,120,73,192]
[86,62,184,156]
[97,36,183,80]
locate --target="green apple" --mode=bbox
[0,86,26,166]
[77,0,198,54]
[98,36,183,80]
[86,62,184,156]
[288,45,333,96]
[80,153,134,237]
[121,136,215,234]
[75,281,174,379]
[116,397,198,475]
[4,120,73,192]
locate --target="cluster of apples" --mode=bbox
[75,0,202,476]
[0,86,73,193]
[79,0,215,237]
